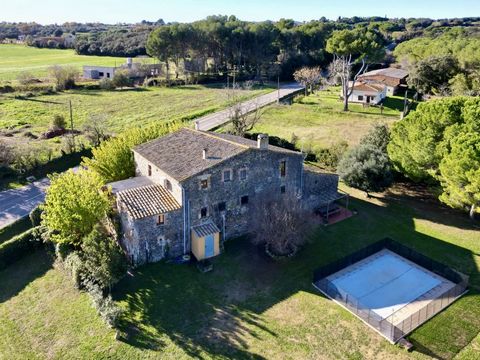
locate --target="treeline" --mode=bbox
[394,28,480,95]
[74,27,152,57]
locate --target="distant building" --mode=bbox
[82,58,162,80]
[82,66,117,80]
[347,81,387,105]
[358,68,408,96]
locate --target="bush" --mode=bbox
[50,114,67,130]
[63,251,85,288]
[99,78,115,90]
[112,70,133,89]
[48,65,77,91]
[81,224,127,290]
[29,206,43,227]
[315,141,348,170]
[83,278,122,328]
[0,227,42,270]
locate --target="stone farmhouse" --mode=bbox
[358,67,408,96]
[110,128,341,266]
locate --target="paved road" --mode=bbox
[195,82,304,131]
[0,178,50,228]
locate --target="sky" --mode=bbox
[2,0,479,24]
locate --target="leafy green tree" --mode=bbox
[41,169,111,245]
[326,28,385,111]
[388,97,468,182]
[338,124,392,196]
[81,224,127,290]
[147,26,174,80]
[408,55,460,95]
[439,128,480,219]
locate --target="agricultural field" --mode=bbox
[0,85,268,163]
[1,182,479,359]
[252,87,404,150]
[0,44,128,81]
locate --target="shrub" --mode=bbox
[50,114,67,130]
[315,141,348,170]
[112,70,133,89]
[83,278,122,328]
[99,78,115,90]
[48,65,77,90]
[29,206,43,227]
[17,72,37,86]
[0,227,41,270]
[81,224,127,290]
[63,251,85,288]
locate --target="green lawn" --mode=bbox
[252,87,403,150]
[0,44,128,81]
[1,183,479,359]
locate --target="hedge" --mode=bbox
[0,227,42,270]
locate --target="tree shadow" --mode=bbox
[112,182,479,359]
[0,249,53,304]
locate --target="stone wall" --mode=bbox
[181,148,304,247]
[117,198,184,266]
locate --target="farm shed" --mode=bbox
[191,221,221,261]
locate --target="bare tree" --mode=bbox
[251,194,315,257]
[83,115,108,147]
[226,83,263,137]
[293,66,324,96]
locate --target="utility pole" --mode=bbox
[227,68,229,89]
[69,100,76,152]
[403,89,409,117]
[277,74,280,104]
[233,64,236,89]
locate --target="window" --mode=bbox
[164,179,172,191]
[200,178,209,189]
[280,185,286,194]
[148,165,152,176]
[240,195,249,206]
[157,214,165,225]
[223,169,232,183]
[280,160,286,177]
[218,201,226,212]
[106,72,110,78]
[200,207,208,218]
[239,168,247,181]
[358,95,364,101]
[99,71,104,77]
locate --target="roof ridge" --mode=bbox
[183,127,250,149]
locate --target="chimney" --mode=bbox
[257,134,269,150]
[202,148,208,160]
[126,57,133,69]
[194,121,200,130]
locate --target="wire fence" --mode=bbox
[313,238,469,343]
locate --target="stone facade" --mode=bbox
[112,129,339,267]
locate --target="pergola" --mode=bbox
[316,190,350,221]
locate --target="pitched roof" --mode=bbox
[350,82,385,93]
[117,183,181,219]
[192,221,220,237]
[360,67,408,79]
[133,128,300,182]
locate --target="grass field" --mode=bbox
[1,182,479,359]
[0,85,267,162]
[0,44,128,81]
[251,87,403,150]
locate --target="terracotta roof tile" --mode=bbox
[117,184,181,219]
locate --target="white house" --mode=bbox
[347,82,387,105]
